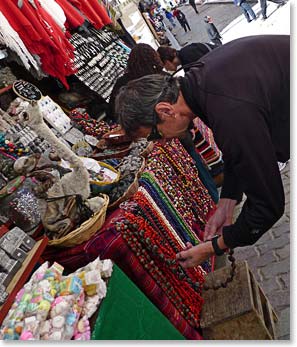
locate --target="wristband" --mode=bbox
[211,235,226,256]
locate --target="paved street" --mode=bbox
[234,164,290,340]
[168,2,244,46]
[167,0,291,340]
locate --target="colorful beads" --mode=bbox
[0,133,31,159]
[69,110,117,139]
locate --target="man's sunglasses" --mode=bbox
[146,61,203,142]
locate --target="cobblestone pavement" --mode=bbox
[234,163,290,339]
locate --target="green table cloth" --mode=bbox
[91,264,185,340]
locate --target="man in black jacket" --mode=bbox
[115,35,290,267]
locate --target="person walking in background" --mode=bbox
[173,7,191,32]
[259,0,286,20]
[204,16,222,45]
[189,0,199,14]
[234,0,257,22]
[164,9,176,27]
[158,43,218,72]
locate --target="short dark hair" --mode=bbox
[115,74,180,137]
[157,46,177,64]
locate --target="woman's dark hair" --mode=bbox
[126,43,164,79]
[157,46,177,64]
[115,74,180,137]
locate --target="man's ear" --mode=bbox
[155,102,176,121]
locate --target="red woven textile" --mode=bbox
[43,210,203,340]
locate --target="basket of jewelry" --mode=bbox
[140,141,155,158]
[108,141,147,209]
[89,160,120,195]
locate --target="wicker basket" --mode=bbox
[91,145,131,161]
[47,194,109,247]
[108,174,139,210]
[140,141,154,158]
[108,156,146,209]
[136,156,146,178]
[90,161,120,194]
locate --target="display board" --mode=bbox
[12,80,42,101]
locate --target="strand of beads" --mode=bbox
[118,211,205,328]
[116,218,191,323]
[145,139,216,231]
[69,110,117,139]
[138,187,186,248]
[138,186,212,274]
[133,191,207,279]
[140,173,199,244]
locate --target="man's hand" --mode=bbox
[204,198,237,241]
[176,241,213,268]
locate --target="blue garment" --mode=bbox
[241,2,256,21]
[234,0,256,21]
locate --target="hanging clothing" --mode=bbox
[55,0,85,29]
[67,0,112,29]
[0,11,40,72]
[39,0,66,31]
[1,0,76,88]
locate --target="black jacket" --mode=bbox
[179,35,290,248]
[177,43,217,72]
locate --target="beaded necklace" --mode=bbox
[117,212,205,328]
[134,189,211,274]
[138,187,185,249]
[145,140,216,231]
[140,173,198,244]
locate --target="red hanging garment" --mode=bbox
[55,0,85,30]
[67,0,112,29]
[2,0,76,88]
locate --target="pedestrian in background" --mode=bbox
[234,0,257,22]
[164,9,176,27]
[189,0,199,14]
[259,0,286,20]
[204,16,222,45]
[173,7,191,32]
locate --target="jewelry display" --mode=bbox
[70,28,129,101]
[116,208,205,329]
[0,176,41,233]
[144,139,216,233]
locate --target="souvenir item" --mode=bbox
[0,258,113,340]
[71,140,92,157]
[38,96,71,135]
[70,28,129,101]
[12,80,42,101]
[0,176,41,232]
